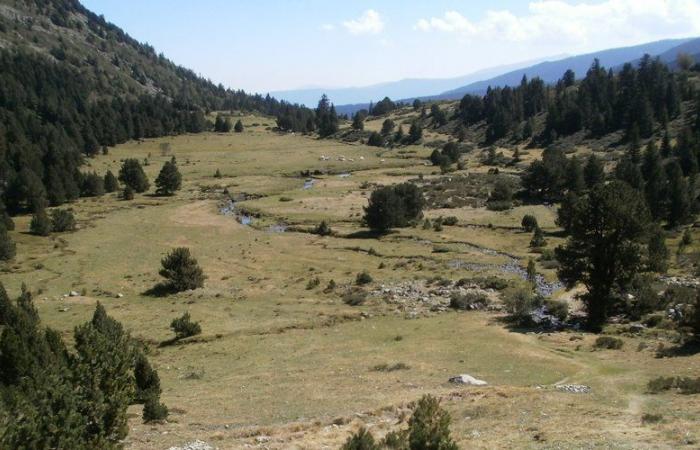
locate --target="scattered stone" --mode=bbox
[167,440,214,450]
[556,384,591,394]
[449,374,488,386]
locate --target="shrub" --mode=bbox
[530,226,546,248]
[372,362,410,372]
[363,183,424,232]
[407,395,458,450]
[367,132,384,147]
[543,298,569,321]
[594,336,624,350]
[122,185,135,200]
[626,275,661,320]
[306,277,320,290]
[343,289,367,306]
[30,208,51,236]
[356,270,373,285]
[342,427,380,450]
[314,220,332,236]
[648,376,700,394]
[134,352,161,403]
[449,291,489,310]
[457,276,510,291]
[324,279,337,293]
[50,209,76,232]
[81,172,105,197]
[486,200,512,211]
[170,312,201,340]
[234,119,244,132]
[521,214,538,232]
[442,216,458,226]
[158,247,205,292]
[503,286,543,325]
[142,395,168,423]
[214,169,222,178]
[104,170,119,192]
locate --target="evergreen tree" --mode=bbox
[122,185,135,201]
[50,209,76,232]
[381,119,395,136]
[81,172,105,197]
[118,159,150,193]
[556,181,651,330]
[408,121,422,143]
[351,112,365,131]
[641,141,667,220]
[666,161,690,227]
[154,159,182,196]
[134,351,161,403]
[660,131,672,158]
[104,170,119,193]
[614,157,644,190]
[0,225,16,261]
[30,208,52,236]
[315,95,339,138]
[341,428,379,450]
[234,119,244,133]
[564,156,586,194]
[584,154,605,188]
[394,125,404,143]
[158,247,205,292]
[407,395,458,450]
[170,312,202,339]
[647,224,668,273]
[363,183,424,232]
[367,132,384,147]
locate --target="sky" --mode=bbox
[81,0,700,93]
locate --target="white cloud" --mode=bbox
[343,9,384,35]
[414,0,700,48]
[320,24,335,32]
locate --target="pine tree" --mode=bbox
[584,154,605,188]
[642,141,667,220]
[155,159,182,196]
[122,185,135,201]
[407,395,458,450]
[556,181,651,330]
[647,224,668,273]
[234,119,244,133]
[381,119,395,136]
[660,131,672,158]
[50,209,76,232]
[394,125,404,143]
[408,121,422,143]
[134,351,161,403]
[0,225,16,261]
[0,200,14,231]
[159,247,205,292]
[666,161,690,227]
[565,156,586,194]
[30,208,51,236]
[351,112,365,130]
[118,159,150,193]
[104,170,119,193]
[526,258,537,284]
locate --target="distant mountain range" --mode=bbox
[268,55,563,109]
[273,37,700,116]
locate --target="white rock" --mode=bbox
[116,293,124,298]
[69,291,80,297]
[449,374,487,386]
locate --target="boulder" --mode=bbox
[449,374,487,386]
[69,290,80,297]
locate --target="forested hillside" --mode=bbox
[0,0,305,212]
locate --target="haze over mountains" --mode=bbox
[272,37,700,114]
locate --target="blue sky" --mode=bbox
[82,0,700,93]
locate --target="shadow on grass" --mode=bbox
[142,282,177,297]
[343,229,395,239]
[656,340,700,358]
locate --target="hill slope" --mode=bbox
[438,38,696,99]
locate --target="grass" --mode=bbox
[2,115,699,449]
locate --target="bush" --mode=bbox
[342,427,379,450]
[442,216,458,226]
[408,395,458,450]
[142,395,168,423]
[134,352,161,403]
[343,289,367,306]
[30,208,51,236]
[122,185,135,200]
[543,298,569,321]
[449,291,489,310]
[81,172,105,197]
[367,132,384,147]
[306,277,320,290]
[50,209,76,232]
[521,214,538,232]
[170,312,201,340]
[371,362,410,372]
[356,270,373,285]
[363,183,424,232]
[626,275,661,320]
[158,247,205,292]
[104,170,119,192]
[314,220,332,236]
[234,119,244,132]
[594,336,624,350]
[503,286,543,325]
[530,226,546,248]
[648,376,700,394]
[154,159,182,196]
